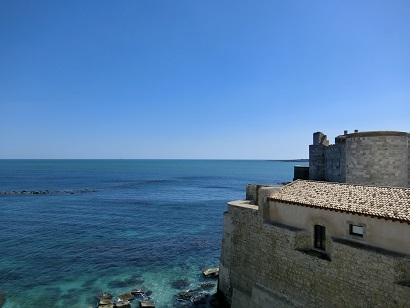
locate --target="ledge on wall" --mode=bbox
[263,220,305,232]
[296,248,331,261]
[332,237,409,258]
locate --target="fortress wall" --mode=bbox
[324,143,346,183]
[305,131,409,187]
[219,211,233,303]
[345,132,409,187]
[309,145,326,181]
[219,202,410,307]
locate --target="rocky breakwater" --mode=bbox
[95,290,155,308]
[0,188,99,195]
[93,267,227,308]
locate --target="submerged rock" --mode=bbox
[144,290,153,296]
[200,282,216,290]
[192,293,210,306]
[115,300,131,308]
[0,292,5,308]
[98,304,114,308]
[176,291,195,300]
[96,293,113,300]
[202,268,219,278]
[118,293,134,301]
[99,299,114,305]
[107,277,144,288]
[140,300,155,308]
[171,279,190,289]
[130,289,145,296]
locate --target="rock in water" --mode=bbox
[130,289,144,296]
[144,290,153,296]
[96,293,113,300]
[200,282,216,289]
[118,293,134,301]
[98,299,114,306]
[115,300,131,308]
[202,268,219,278]
[140,300,155,308]
[0,292,5,307]
[171,279,190,289]
[176,291,194,300]
[98,304,114,308]
[192,293,210,306]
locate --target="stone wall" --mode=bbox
[306,131,409,187]
[345,132,409,187]
[219,201,410,307]
[268,201,410,255]
[324,143,346,183]
[309,144,326,181]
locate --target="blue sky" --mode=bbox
[1,0,409,159]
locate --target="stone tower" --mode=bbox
[308,130,409,187]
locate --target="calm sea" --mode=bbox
[0,159,303,307]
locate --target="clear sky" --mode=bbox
[1,0,409,159]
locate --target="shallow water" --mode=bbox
[0,159,303,307]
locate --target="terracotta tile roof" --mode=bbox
[269,180,410,223]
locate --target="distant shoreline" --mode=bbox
[268,159,309,162]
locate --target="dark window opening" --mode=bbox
[314,225,326,250]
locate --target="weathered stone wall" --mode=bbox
[345,132,409,187]
[219,202,410,307]
[309,137,346,183]
[306,131,409,187]
[219,210,234,303]
[246,184,282,205]
[324,143,346,183]
[309,145,326,181]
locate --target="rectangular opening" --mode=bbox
[314,225,326,250]
[349,224,364,237]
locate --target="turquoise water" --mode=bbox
[0,160,302,307]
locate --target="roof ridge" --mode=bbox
[291,179,410,190]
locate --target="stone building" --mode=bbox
[304,130,409,187]
[218,130,410,307]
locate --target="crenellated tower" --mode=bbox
[305,130,409,187]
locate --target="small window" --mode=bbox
[349,224,364,237]
[314,225,326,250]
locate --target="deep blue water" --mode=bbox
[0,160,302,307]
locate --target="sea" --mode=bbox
[0,159,304,307]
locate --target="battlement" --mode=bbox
[305,130,409,187]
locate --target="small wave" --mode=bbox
[202,185,233,190]
[112,179,175,189]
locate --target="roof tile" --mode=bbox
[269,180,410,223]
